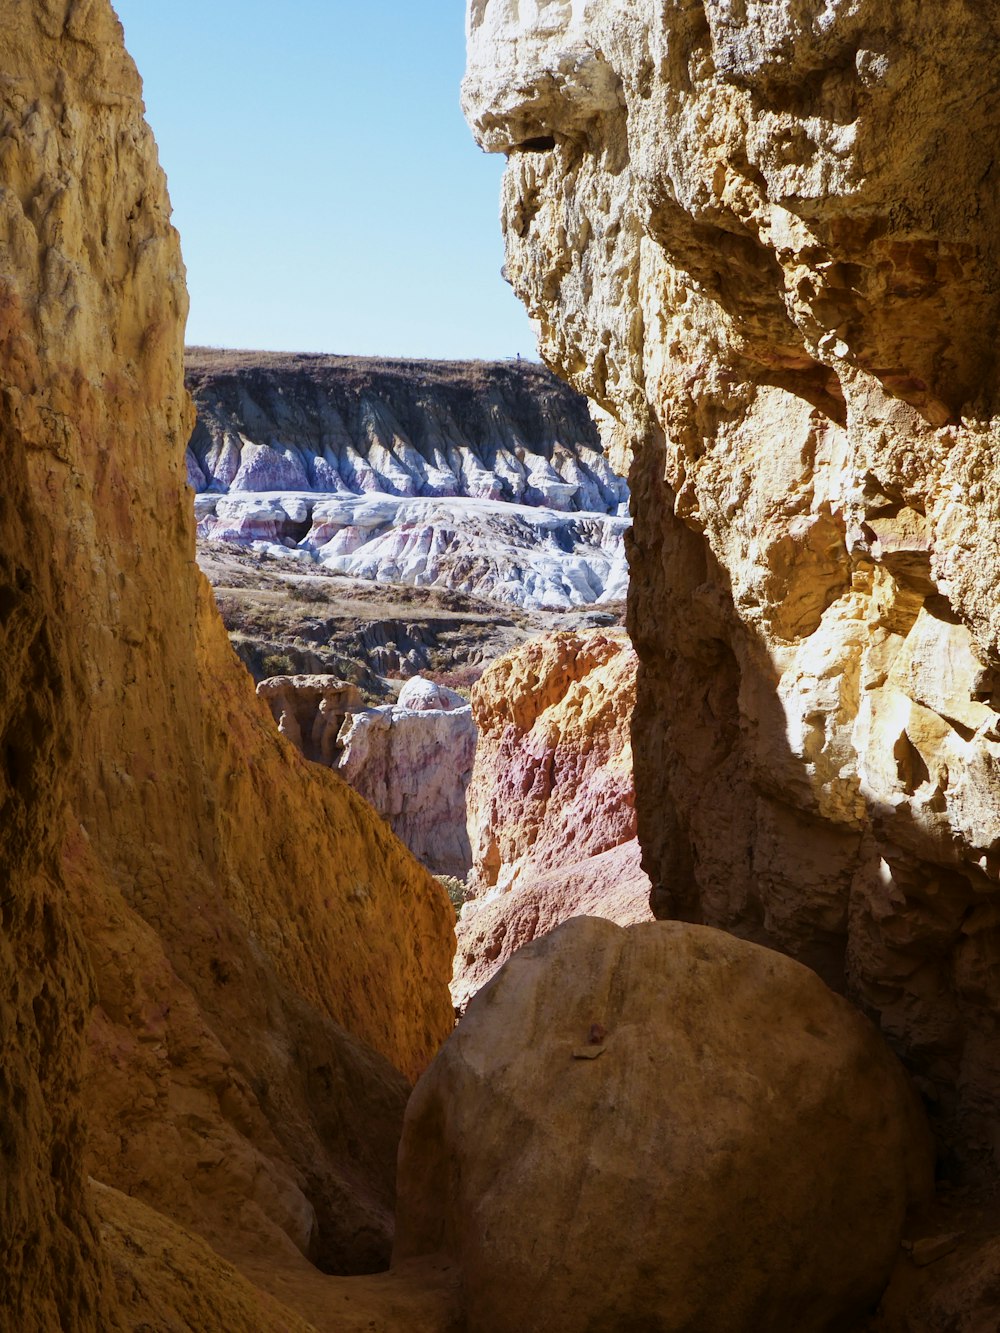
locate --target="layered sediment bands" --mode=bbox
[185,349,619,513]
[1,0,452,1318]
[464,2,1000,1160]
[187,350,631,611]
[454,630,649,1007]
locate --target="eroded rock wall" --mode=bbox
[454,630,649,1006]
[185,349,622,512]
[187,350,631,612]
[1,1,454,1318]
[464,1,1000,1160]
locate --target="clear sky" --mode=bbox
[113,1,537,361]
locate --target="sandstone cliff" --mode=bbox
[454,630,649,1007]
[0,3,453,1325]
[464,0,1000,1172]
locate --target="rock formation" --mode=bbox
[188,349,630,610]
[256,670,472,880]
[257,673,477,880]
[257,673,363,765]
[397,917,933,1333]
[336,679,477,880]
[0,3,453,1325]
[454,629,649,1007]
[0,1,977,1326]
[186,349,621,511]
[463,0,1000,1169]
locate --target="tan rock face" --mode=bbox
[397,917,933,1333]
[1,1,453,1319]
[257,674,364,765]
[455,629,649,1005]
[464,0,1000,1157]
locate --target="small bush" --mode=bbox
[260,652,296,678]
[435,875,472,912]
[424,662,486,698]
[294,582,331,605]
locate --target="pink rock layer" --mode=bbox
[455,630,650,1005]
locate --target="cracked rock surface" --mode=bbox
[464,0,1000,1167]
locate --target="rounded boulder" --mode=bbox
[394,917,932,1333]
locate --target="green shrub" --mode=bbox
[260,652,296,678]
[435,875,472,912]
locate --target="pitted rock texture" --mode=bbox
[0,2,453,1323]
[397,917,933,1333]
[188,350,630,611]
[454,630,649,1007]
[464,0,1000,1161]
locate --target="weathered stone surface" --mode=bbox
[338,683,477,879]
[257,674,363,764]
[0,2,453,1321]
[185,350,624,513]
[397,917,933,1333]
[188,350,631,610]
[255,672,476,878]
[196,489,630,611]
[464,0,1000,1160]
[396,677,468,712]
[96,1181,462,1333]
[453,841,648,1010]
[455,629,648,1005]
[93,1182,316,1333]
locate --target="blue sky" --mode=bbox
[113,1,536,361]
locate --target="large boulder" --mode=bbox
[396,918,933,1333]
